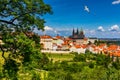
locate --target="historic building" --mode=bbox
[69,28,97,45]
[69,28,88,45]
[69,28,85,39]
[40,35,53,50]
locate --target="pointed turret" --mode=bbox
[76,28,79,35]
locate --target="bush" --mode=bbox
[73,54,86,62]
[88,62,94,68]
[112,62,120,70]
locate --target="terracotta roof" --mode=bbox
[65,38,72,41]
[62,40,69,45]
[75,45,82,48]
[94,48,99,51]
[109,50,120,57]
[103,48,107,52]
[107,45,118,51]
[62,42,68,45]
[40,35,52,39]
[55,35,62,39]
[99,44,106,48]
[81,44,87,48]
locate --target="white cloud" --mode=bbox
[90,30,95,34]
[97,26,105,32]
[112,0,120,5]
[85,29,96,35]
[54,30,60,34]
[44,26,60,35]
[44,26,53,31]
[109,25,119,31]
[84,5,90,13]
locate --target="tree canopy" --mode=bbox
[0,0,52,31]
[0,0,52,79]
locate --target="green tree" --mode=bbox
[95,54,112,69]
[0,0,52,79]
[88,62,94,68]
[65,72,73,80]
[0,0,52,30]
[73,53,86,62]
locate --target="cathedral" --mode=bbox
[69,28,85,39]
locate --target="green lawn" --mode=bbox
[46,53,74,62]
[0,52,75,64]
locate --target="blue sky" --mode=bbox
[38,0,120,38]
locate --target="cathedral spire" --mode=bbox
[70,27,85,39]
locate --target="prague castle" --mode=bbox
[69,28,85,39]
[69,28,97,45]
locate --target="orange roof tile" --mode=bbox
[81,44,87,48]
[98,44,106,48]
[62,42,68,45]
[110,51,120,57]
[55,35,62,39]
[65,38,72,41]
[107,45,118,51]
[75,45,82,48]
[40,35,52,39]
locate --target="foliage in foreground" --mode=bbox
[45,53,120,80]
[0,0,52,79]
[0,33,49,79]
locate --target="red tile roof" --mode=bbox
[75,45,81,48]
[40,35,52,39]
[55,35,62,39]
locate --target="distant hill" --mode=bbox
[98,38,120,45]
[98,38,120,41]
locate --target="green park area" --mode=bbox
[46,53,74,62]
[1,51,120,80]
[44,52,120,80]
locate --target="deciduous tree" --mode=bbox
[0,0,52,79]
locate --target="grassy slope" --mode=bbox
[46,53,74,62]
[0,52,74,80]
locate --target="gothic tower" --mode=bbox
[69,28,85,39]
[76,28,79,35]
